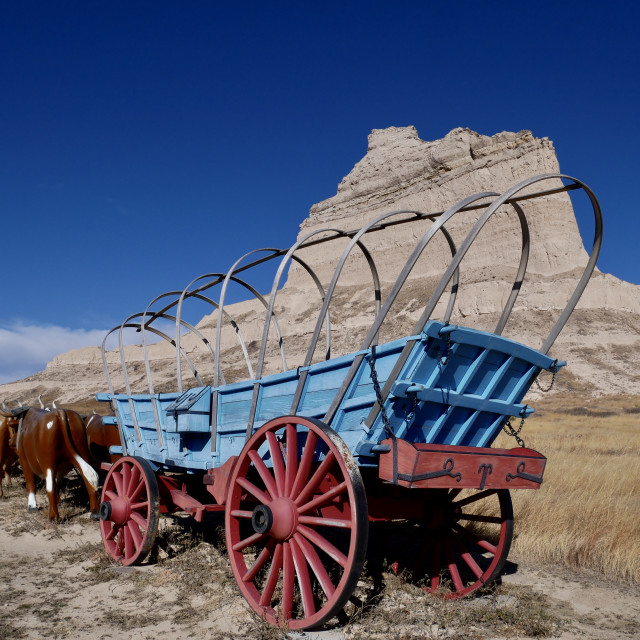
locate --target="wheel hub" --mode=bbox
[252,498,298,541]
[100,496,130,525]
[424,497,458,530]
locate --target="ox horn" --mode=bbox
[38,394,45,409]
[17,400,23,407]
[52,400,57,409]
[1,399,6,409]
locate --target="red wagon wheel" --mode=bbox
[99,456,160,566]
[225,416,368,630]
[391,488,513,598]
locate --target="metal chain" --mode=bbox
[437,331,452,366]
[534,360,558,393]
[404,391,419,426]
[503,415,526,447]
[368,353,394,437]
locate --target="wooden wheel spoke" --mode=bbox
[130,500,149,513]
[284,424,298,496]
[127,464,141,498]
[294,532,336,599]
[282,541,295,620]
[232,531,266,552]
[230,509,253,519]
[448,488,463,500]
[290,431,317,499]
[297,481,348,515]
[104,489,117,501]
[430,535,441,590]
[129,510,148,530]
[123,524,134,561]
[443,538,465,593]
[290,535,316,618]
[121,463,131,496]
[452,533,483,579]
[248,450,279,500]
[453,489,497,509]
[127,519,143,550]
[452,522,497,555]
[259,543,283,607]
[112,470,124,496]
[266,431,285,497]
[298,524,347,567]
[128,479,146,504]
[457,513,503,525]
[294,451,336,506]
[298,514,352,529]
[244,539,276,583]
[115,530,125,558]
[105,523,120,541]
[237,476,272,506]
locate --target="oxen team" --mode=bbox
[0,402,120,520]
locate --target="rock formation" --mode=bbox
[2,126,639,408]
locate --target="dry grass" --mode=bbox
[341,569,566,639]
[495,393,640,584]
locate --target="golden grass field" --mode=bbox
[493,393,640,585]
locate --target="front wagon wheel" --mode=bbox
[99,456,160,566]
[225,416,369,630]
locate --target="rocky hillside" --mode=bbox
[2,126,639,408]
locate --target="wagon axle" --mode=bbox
[251,504,273,534]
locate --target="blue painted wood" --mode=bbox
[97,320,560,472]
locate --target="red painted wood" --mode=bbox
[204,455,238,505]
[378,438,546,489]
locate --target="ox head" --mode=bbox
[0,410,20,449]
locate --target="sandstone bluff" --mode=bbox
[2,126,639,406]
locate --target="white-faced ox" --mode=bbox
[2,407,100,520]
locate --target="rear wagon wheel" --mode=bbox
[391,488,513,597]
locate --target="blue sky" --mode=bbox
[1,1,638,384]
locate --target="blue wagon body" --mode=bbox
[98,320,559,472]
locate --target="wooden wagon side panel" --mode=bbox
[378,438,546,489]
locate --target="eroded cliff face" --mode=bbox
[2,126,639,406]
[292,126,585,288]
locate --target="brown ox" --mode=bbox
[0,413,19,497]
[84,414,121,467]
[6,407,100,520]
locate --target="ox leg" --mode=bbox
[21,464,39,513]
[45,468,60,521]
[72,455,100,517]
[0,468,13,498]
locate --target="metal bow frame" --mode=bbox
[102,173,602,440]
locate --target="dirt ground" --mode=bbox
[1,475,639,640]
